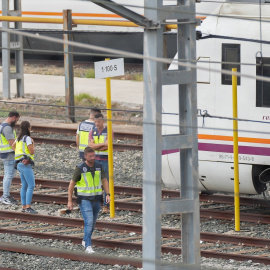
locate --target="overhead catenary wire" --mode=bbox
[2,27,270,84]
[2,100,270,125]
[87,0,270,24]
[3,46,270,69]
[0,4,268,270]
[2,104,270,137]
[0,0,269,28]
[1,5,270,133]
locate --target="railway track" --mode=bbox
[1,176,270,224]
[32,136,143,151]
[3,176,269,207]
[29,124,143,140]
[1,210,270,265]
[23,124,143,151]
[1,176,270,265]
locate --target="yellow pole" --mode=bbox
[105,58,115,218]
[232,68,240,231]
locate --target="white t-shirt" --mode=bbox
[17,136,32,146]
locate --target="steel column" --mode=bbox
[143,0,163,268]
[14,0,24,97]
[1,0,24,99]
[63,9,75,123]
[143,0,200,269]
[2,0,10,99]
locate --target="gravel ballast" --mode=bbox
[0,143,270,269]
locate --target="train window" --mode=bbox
[256,57,270,107]
[221,44,241,85]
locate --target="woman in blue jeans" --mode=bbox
[12,121,37,214]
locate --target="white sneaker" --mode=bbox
[85,246,95,254]
[0,196,12,205]
[82,240,85,248]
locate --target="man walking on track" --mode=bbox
[76,108,101,160]
[68,146,110,254]
[88,113,112,213]
[0,111,20,204]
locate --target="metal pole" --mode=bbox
[232,68,240,231]
[178,18,200,266]
[63,9,75,123]
[143,1,163,269]
[14,0,24,97]
[105,59,115,218]
[2,0,10,99]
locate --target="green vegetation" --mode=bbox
[131,73,143,81]
[85,69,95,78]
[0,110,9,117]
[74,93,103,107]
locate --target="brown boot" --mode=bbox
[102,206,109,213]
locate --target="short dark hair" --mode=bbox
[84,146,95,155]
[90,108,101,115]
[94,113,104,119]
[8,111,20,118]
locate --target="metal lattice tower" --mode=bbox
[143,0,200,269]
[2,0,24,99]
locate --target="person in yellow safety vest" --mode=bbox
[13,121,37,214]
[76,108,101,161]
[0,111,20,205]
[68,146,110,254]
[88,113,113,214]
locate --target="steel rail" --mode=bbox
[2,210,270,248]
[0,214,270,265]
[0,241,142,268]
[6,176,178,198]
[3,178,270,224]
[1,228,270,266]
[15,124,143,140]
[4,183,270,224]
[4,176,269,207]
[31,136,142,151]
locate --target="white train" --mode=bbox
[162,1,270,195]
[0,0,222,61]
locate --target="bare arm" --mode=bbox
[97,137,109,151]
[88,138,105,150]
[68,180,76,210]
[102,178,111,204]
[11,141,16,151]
[8,139,15,147]
[28,144,35,155]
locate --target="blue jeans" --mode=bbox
[79,199,101,248]
[17,163,35,206]
[99,160,109,207]
[2,159,15,197]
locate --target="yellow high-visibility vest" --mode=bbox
[78,121,95,153]
[15,136,34,161]
[92,126,108,158]
[0,123,16,154]
[76,161,103,197]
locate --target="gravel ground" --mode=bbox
[0,143,270,269]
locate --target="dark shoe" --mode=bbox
[26,207,38,214]
[8,196,18,205]
[21,209,26,213]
